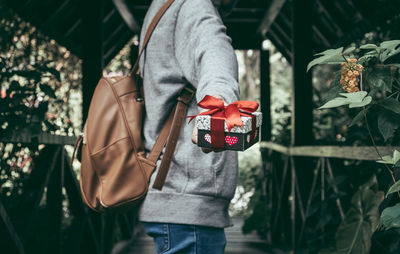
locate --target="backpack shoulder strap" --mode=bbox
[132,0,196,190]
[149,84,196,190]
[129,0,175,76]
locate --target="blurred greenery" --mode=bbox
[0,5,82,138]
[0,2,81,202]
[309,35,400,253]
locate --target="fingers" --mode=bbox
[192,124,198,144]
[201,147,225,153]
[201,147,213,153]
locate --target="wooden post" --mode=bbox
[63,149,100,253]
[82,0,105,122]
[46,146,64,254]
[260,49,272,142]
[291,0,313,145]
[291,0,314,248]
[0,201,26,254]
[260,48,272,242]
[81,1,105,248]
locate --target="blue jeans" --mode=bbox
[142,222,226,254]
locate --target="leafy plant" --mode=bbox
[309,39,400,253]
[0,2,81,214]
[319,91,372,109]
[0,4,81,138]
[320,177,383,254]
[380,203,400,230]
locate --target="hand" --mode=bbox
[191,95,226,153]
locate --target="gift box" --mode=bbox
[196,112,262,151]
[188,95,262,151]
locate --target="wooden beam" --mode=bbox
[224,18,260,23]
[45,0,73,24]
[0,133,76,145]
[266,28,292,63]
[219,0,240,17]
[104,30,134,66]
[260,142,400,161]
[103,22,126,51]
[257,0,287,37]
[271,20,292,48]
[112,0,140,33]
[0,201,26,254]
[82,0,105,122]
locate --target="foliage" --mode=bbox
[237,50,260,102]
[377,150,400,166]
[234,44,292,238]
[0,1,81,221]
[0,5,81,138]
[380,203,400,230]
[386,178,400,198]
[319,176,383,254]
[309,39,400,157]
[231,143,262,216]
[318,91,372,109]
[310,39,400,253]
[237,143,271,237]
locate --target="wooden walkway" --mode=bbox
[111,218,272,254]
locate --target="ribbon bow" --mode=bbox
[189,95,259,148]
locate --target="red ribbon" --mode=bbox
[189,95,259,149]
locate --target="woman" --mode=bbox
[139,0,239,253]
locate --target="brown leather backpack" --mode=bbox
[72,0,194,213]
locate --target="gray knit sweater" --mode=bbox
[138,0,240,228]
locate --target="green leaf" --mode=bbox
[377,150,400,164]
[348,96,372,108]
[350,110,365,127]
[323,177,383,254]
[358,53,377,65]
[319,91,372,109]
[394,150,400,164]
[387,179,400,197]
[377,150,400,165]
[324,72,344,102]
[377,114,398,141]
[39,84,56,98]
[380,203,400,230]
[339,91,368,100]
[319,97,348,109]
[343,46,356,54]
[315,47,344,56]
[308,48,345,71]
[360,44,379,50]
[381,48,400,62]
[380,40,400,62]
[380,98,400,115]
[367,67,392,92]
[377,155,395,164]
[380,40,400,50]
[307,55,346,72]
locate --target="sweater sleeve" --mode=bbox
[174,0,240,104]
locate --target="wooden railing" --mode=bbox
[0,133,138,254]
[3,134,399,253]
[259,141,400,249]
